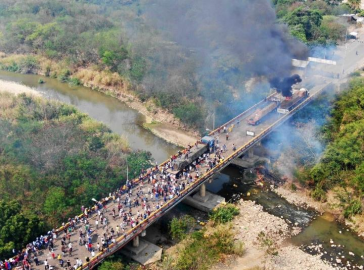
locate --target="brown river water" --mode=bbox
[0,70,180,163]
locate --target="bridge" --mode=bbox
[9,81,332,270]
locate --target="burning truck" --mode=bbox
[277,88,309,114]
[271,74,309,114]
[247,74,309,125]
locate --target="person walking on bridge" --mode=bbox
[223,144,227,152]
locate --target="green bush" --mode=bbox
[19,56,39,73]
[311,186,326,202]
[68,77,81,86]
[58,69,71,83]
[350,71,361,77]
[98,261,124,270]
[5,61,19,72]
[344,199,362,218]
[130,56,145,82]
[174,224,244,270]
[209,204,240,225]
[169,215,195,241]
[0,200,46,258]
[173,103,205,127]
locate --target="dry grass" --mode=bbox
[75,68,128,92]
[79,118,105,133]
[0,54,28,65]
[352,214,364,236]
[0,92,17,119]
[0,54,129,95]
[38,57,68,75]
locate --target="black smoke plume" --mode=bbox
[144,0,307,83]
[269,74,302,97]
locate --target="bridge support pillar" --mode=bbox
[200,183,206,197]
[133,236,140,247]
[122,236,162,265]
[247,148,254,158]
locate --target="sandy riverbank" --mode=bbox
[82,82,200,148]
[144,121,198,148]
[214,200,334,270]
[0,79,41,96]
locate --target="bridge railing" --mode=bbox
[209,92,276,135]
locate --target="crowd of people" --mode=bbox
[0,122,238,270]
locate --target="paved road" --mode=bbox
[314,25,364,77]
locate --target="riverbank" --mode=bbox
[0,79,40,96]
[0,53,199,148]
[274,182,364,238]
[214,200,334,270]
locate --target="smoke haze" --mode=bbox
[145,0,307,80]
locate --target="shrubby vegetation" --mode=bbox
[0,200,45,258]
[163,223,244,270]
[159,204,243,270]
[173,226,244,270]
[309,79,364,192]
[169,215,195,241]
[274,0,350,45]
[257,231,279,256]
[0,0,350,129]
[0,0,207,127]
[209,203,240,225]
[98,260,125,270]
[292,78,364,215]
[0,92,151,258]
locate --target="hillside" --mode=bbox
[308,78,364,209]
[0,0,321,130]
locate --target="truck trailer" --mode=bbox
[277,88,309,114]
[247,102,279,125]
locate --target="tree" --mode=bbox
[319,16,346,43]
[0,200,45,258]
[43,187,67,219]
[284,7,323,41]
[348,0,361,10]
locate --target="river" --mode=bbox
[2,70,364,269]
[0,70,179,163]
[208,166,364,269]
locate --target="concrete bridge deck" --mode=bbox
[9,82,332,270]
